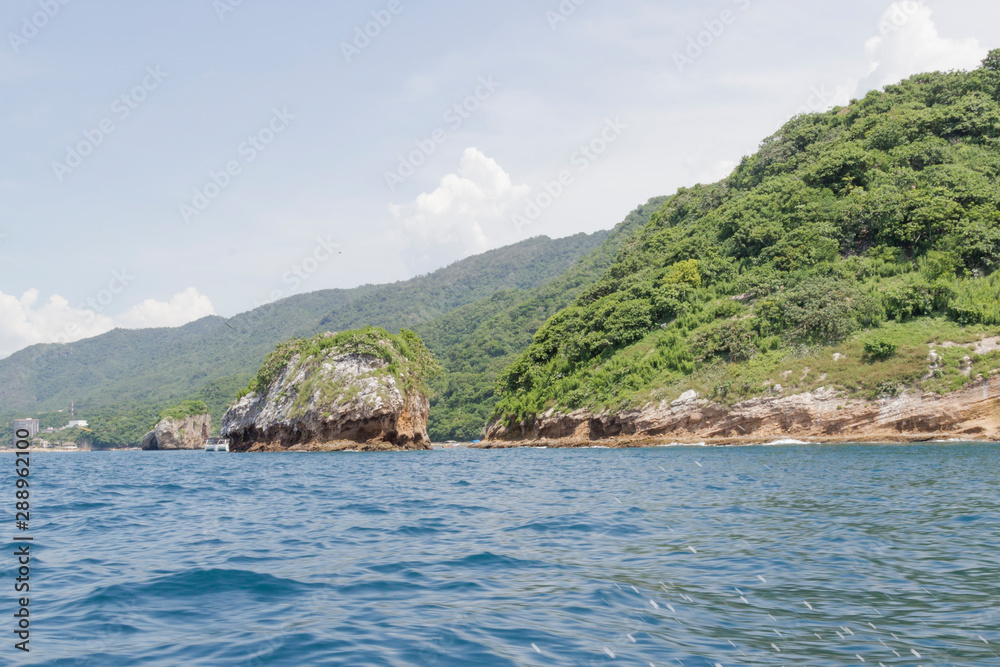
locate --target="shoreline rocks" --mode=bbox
[142,414,211,450]
[484,377,1000,446]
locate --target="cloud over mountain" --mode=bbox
[0,288,216,359]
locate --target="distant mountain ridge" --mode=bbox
[0,233,606,422]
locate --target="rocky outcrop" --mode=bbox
[483,376,1000,447]
[142,414,211,450]
[221,332,432,452]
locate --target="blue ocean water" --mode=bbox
[3,443,999,666]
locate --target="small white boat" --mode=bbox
[204,438,230,452]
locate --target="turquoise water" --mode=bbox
[4,443,999,666]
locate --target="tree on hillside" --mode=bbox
[983,48,1000,72]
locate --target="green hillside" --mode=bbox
[417,198,666,439]
[13,56,1000,448]
[0,233,605,445]
[316,231,610,333]
[493,54,1000,427]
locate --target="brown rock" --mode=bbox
[484,378,1000,447]
[221,332,431,452]
[142,414,211,451]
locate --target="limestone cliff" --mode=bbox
[142,414,211,450]
[221,329,435,452]
[483,375,1000,447]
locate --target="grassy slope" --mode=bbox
[494,58,1000,427]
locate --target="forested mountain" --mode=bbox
[493,53,1000,428]
[14,56,1000,448]
[417,198,666,439]
[0,232,607,444]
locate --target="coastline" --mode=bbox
[0,448,92,453]
[483,376,1000,448]
[2,436,996,454]
[472,433,999,449]
[239,439,431,453]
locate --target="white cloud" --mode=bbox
[390,147,530,272]
[0,288,216,359]
[115,288,216,329]
[860,2,987,93]
[0,290,115,359]
[688,158,739,186]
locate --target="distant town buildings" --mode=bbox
[13,418,39,437]
[7,414,93,449]
[12,418,40,446]
[8,416,93,446]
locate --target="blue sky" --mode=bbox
[1,0,998,357]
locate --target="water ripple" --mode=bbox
[3,443,999,665]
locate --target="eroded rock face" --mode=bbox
[142,414,211,450]
[221,345,430,452]
[485,376,1000,445]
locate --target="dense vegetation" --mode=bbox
[83,405,163,448]
[416,199,666,439]
[242,328,441,416]
[4,404,163,449]
[494,53,1000,425]
[158,400,210,421]
[0,234,604,445]
[10,58,1000,445]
